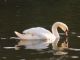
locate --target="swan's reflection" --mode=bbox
[14,36,70,60]
[2,37,80,60]
[52,37,69,55]
[15,39,50,50]
[15,36,69,53]
[52,37,68,50]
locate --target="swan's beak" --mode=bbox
[14,31,25,39]
[65,30,69,36]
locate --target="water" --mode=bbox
[0,0,80,60]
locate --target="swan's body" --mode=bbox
[14,22,68,50]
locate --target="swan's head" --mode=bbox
[58,22,69,36]
[53,22,69,36]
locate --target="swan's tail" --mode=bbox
[14,31,27,40]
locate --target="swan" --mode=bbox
[14,22,68,50]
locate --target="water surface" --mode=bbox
[0,0,80,60]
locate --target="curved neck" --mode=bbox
[51,23,60,50]
[52,23,60,38]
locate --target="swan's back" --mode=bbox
[23,27,55,43]
[23,27,51,34]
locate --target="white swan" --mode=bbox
[14,22,68,50]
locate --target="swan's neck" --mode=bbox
[52,23,60,38]
[51,23,60,50]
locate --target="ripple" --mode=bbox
[77,36,80,38]
[53,51,68,55]
[2,57,7,59]
[19,59,26,60]
[10,37,20,39]
[71,32,76,35]
[1,38,7,40]
[71,56,79,58]
[67,48,80,51]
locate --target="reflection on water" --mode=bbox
[0,34,80,60]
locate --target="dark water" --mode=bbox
[0,0,80,60]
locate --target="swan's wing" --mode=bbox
[15,30,48,41]
[23,27,56,43]
[15,27,55,43]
